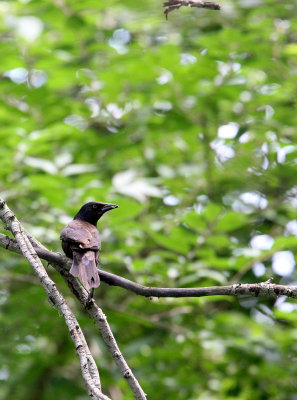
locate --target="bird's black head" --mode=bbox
[74,201,118,226]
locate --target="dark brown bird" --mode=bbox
[60,201,118,292]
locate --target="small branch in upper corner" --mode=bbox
[163,0,221,19]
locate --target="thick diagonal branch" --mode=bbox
[0,233,147,399]
[52,257,147,400]
[0,199,109,400]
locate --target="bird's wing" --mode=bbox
[70,250,100,290]
[60,220,101,250]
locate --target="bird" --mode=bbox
[60,201,118,294]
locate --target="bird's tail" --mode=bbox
[70,250,100,291]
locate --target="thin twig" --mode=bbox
[1,232,297,301]
[0,199,109,400]
[25,229,49,251]
[163,0,220,19]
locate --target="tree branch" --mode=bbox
[2,205,296,399]
[163,0,221,19]
[1,232,297,302]
[0,199,109,400]
[52,252,148,400]
[0,212,147,399]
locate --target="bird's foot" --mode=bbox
[86,288,95,308]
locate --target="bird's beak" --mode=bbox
[101,203,119,212]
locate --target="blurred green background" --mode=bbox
[1,0,297,399]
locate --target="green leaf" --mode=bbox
[183,210,207,231]
[215,212,247,232]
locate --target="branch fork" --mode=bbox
[163,0,221,19]
[0,199,146,400]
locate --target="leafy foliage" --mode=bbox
[1,0,297,399]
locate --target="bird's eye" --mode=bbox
[92,205,97,209]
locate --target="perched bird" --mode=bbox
[60,201,118,292]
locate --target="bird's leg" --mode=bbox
[86,288,95,306]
